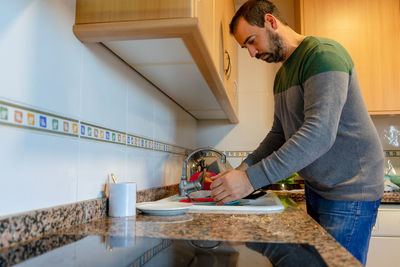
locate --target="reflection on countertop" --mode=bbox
[0,204,362,267]
[0,233,330,267]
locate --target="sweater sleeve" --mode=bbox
[243,113,285,167]
[246,45,352,190]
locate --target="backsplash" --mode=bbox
[0,0,196,218]
[0,198,106,248]
[0,101,187,155]
[1,0,398,222]
[0,184,178,248]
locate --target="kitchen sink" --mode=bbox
[155,191,284,214]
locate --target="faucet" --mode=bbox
[179,147,227,197]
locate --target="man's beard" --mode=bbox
[256,29,285,63]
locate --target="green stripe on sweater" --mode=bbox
[274,36,354,94]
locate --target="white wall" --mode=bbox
[0,0,196,216]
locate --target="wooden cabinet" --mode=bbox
[74,0,239,123]
[199,0,239,115]
[222,0,239,114]
[297,0,400,114]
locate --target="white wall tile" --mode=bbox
[0,126,78,216]
[175,108,197,149]
[153,92,197,148]
[126,71,156,139]
[80,44,128,132]
[196,120,230,151]
[77,138,126,201]
[223,90,272,150]
[152,88,182,145]
[125,147,156,190]
[227,158,244,169]
[125,148,183,191]
[0,0,81,118]
[126,68,197,148]
[0,0,197,217]
[153,152,184,186]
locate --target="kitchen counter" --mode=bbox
[0,198,362,267]
[271,190,400,203]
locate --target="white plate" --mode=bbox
[136,202,193,216]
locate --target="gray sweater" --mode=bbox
[244,36,384,201]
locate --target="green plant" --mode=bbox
[276,173,298,184]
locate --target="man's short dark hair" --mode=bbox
[230,0,288,34]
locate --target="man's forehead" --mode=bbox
[234,17,258,46]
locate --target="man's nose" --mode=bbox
[247,47,258,58]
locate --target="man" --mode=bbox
[210,0,384,265]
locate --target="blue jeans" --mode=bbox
[305,186,381,265]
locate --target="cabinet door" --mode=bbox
[221,0,239,110]
[197,0,216,64]
[197,0,231,88]
[301,0,400,114]
[367,205,400,267]
[366,237,400,267]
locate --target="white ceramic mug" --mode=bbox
[109,182,137,217]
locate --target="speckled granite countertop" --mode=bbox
[3,184,394,266]
[61,204,361,266]
[271,190,400,203]
[0,198,362,267]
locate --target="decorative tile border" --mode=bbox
[2,100,397,159]
[203,151,251,158]
[132,239,173,267]
[224,151,251,157]
[385,150,400,157]
[219,150,398,159]
[0,102,79,136]
[0,101,187,155]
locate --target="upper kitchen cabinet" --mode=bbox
[297,0,400,114]
[73,0,239,123]
[220,0,239,111]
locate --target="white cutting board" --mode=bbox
[157,192,285,214]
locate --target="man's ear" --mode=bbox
[264,14,278,30]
